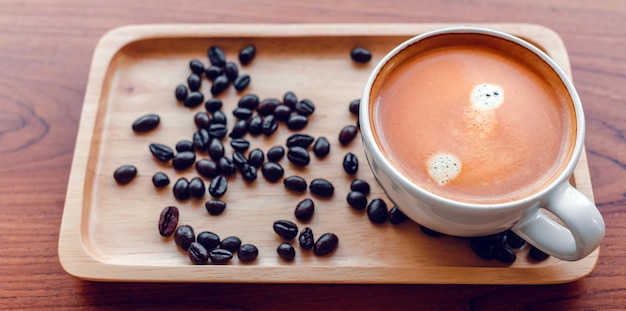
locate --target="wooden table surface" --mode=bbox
[1,0,624,309]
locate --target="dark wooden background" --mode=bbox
[1,0,625,309]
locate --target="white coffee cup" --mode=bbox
[360,27,604,261]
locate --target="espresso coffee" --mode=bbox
[371,33,577,204]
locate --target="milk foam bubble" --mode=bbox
[427,153,461,185]
[471,83,503,111]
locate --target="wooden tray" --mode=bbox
[58,23,599,284]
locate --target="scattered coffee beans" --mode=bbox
[175,140,194,152]
[209,248,233,264]
[184,91,204,108]
[175,84,188,101]
[152,172,170,187]
[493,244,517,264]
[314,233,339,256]
[267,146,285,162]
[208,123,228,138]
[205,65,222,80]
[287,146,310,167]
[234,74,251,91]
[299,227,315,250]
[350,47,372,63]
[205,98,223,112]
[258,98,281,116]
[238,45,256,65]
[229,120,248,138]
[295,99,315,116]
[286,133,315,148]
[261,161,284,182]
[529,246,550,261]
[211,75,230,95]
[132,114,160,133]
[238,93,259,110]
[388,206,408,224]
[349,99,360,115]
[208,46,226,67]
[262,115,278,135]
[205,200,227,215]
[342,152,359,174]
[220,236,242,253]
[196,159,220,178]
[233,107,253,120]
[283,91,297,109]
[188,177,206,199]
[286,114,308,130]
[367,199,388,224]
[273,220,298,240]
[212,110,227,125]
[247,115,263,135]
[158,206,179,236]
[312,136,330,158]
[194,112,211,129]
[192,128,210,151]
[224,62,239,81]
[189,59,205,75]
[273,104,291,121]
[149,143,174,162]
[294,198,314,221]
[240,164,258,182]
[338,125,358,145]
[113,165,137,184]
[188,242,209,265]
[172,151,196,170]
[208,175,228,198]
[277,242,296,260]
[218,157,236,176]
[173,177,190,200]
[309,178,334,197]
[230,138,250,152]
[346,191,367,210]
[350,179,370,194]
[283,175,307,192]
[208,138,225,160]
[248,148,265,168]
[174,225,195,251]
[187,73,201,92]
[197,231,220,250]
[238,244,259,262]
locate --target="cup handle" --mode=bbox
[512,182,605,261]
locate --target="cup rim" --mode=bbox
[360,26,585,210]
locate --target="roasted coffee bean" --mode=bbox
[152,172,170,188]
[346,191,367,210]
[173,177,190,200]
[273,104,291,121]
[205,200,226,215]
[218,157,236,176]
[204,65,222,80]
[232,107,253,120]
[208,123,228,138]
[176,140,194,152]
[188,177,206,199]
[419,225,443,237]
[114,165,137,184]
[194,112,211,129]
[247,115,263,135]
[258,98,281,116]
[295,99,315,116]
[149,143,174,162]
[262,115,278,136]
[188,242,209,265]
[132,114,160,133]
[238,45,256,65]
[349,99,360,115]
[480,232,507,246]
[238,93,259,110]
[283,91,297,109]
[205,98,223,112]
[294,198,314,221]
[211,109,227,125]
[286,133,315,148]
[529,246,550,261]
[350,179,370,194]
[299,227,315,250]
[338,125,358,145]
[286,114,308,130]
[197,231,220,250]
[209,248,233,264]
[172,151,196,170]
[208,46,226,67]
[273,220,298,240]
[240,164,257,182]
[211,75,230,95]
[175,84,188,101]
[208,138,225,160]
[232,151,248,168]
[261,162,284,182]
[196,159,220,178]
[350,47,372,63]
[189,59,205,75]
[184,91,204,108]
[309,178,334,197]
[187,73,202,92]
[230,138,250,152]
[343,152,359,174]
[388,206,408,224]
[312,136,330,158]
[277,242,296,261]
[220,236,242,253]
[158,206,178,236]
[229,119,248,139]
[283,175,307,192]
[234,74,250,91]
[248,148,265,168]
[367,198,388,224]
[238,244,259,262]
[174,225,195,251]
[493,245,516,264]
[208,175,228,198]
[287,146,310,167]
[224,61,239,81]
[470,238,494,260]
[192,128,210,151]
[505,230,526,249]
[267,146,285,162]
[314,233,338,256]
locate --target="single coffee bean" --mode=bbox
[480,232,507,246]
[346,191,367,210]
[349,99,360,115]
[309,178,334,197]
[188,177,206,199]
[188,242,209,265]
[261,161,284,183]
[299,227,315,250]
[211,75,230,95]
[208,123,228,139]
[172,151,196,170]
[224,61,239,81]
[283,91,297,110]
[197,231,220,250]
[232,107,253,120]
[419,225,443,237]
[219,157,236,176]
[220,236,242,253]
[208,138,225,160]
[194,112,211,129]
[229,119,248,139]
[247,115,263,135]
[196,159,220,178]
[230,138,250,152]
[286,114,308,130]
[493,245,517,264]
[312,136,330,158]
[388,206,408,224]
[205,199,227,215]
[189,59,205,75]
[273,105,291,121]
[234,74,250,91]
[208,175,228,198]
[184,91,204,108]
[367,198,388,224]
[132,114,160,133]
[238,244,259,262]
[158,206,179,236]
[338,125,358,145]
[192,128,210,151]
[174,225,195,251]
[238,44,256,65]
[240,164,257,182]
[505,230,526,249]
[286,133,315,148]
[232,151,248,168]
[470,238,494,260]
[277,242,296,261]
[205,98,223,112]
[204,65,222,80]
[262,115,278,136]
[175,84,188,101]
[149,143,174,162]
[342,152,359,175]
[287,146,310,167]
[350,47,372,63]
[258,98,281,116]
[294,198,314,221]
[238,93,259,110]
[152,172,170,188]
[208,46,226,67]
[113,165,137,184]
[209,248,233,264]
[248,148,265,168]
[314,233,338,256]
[283,175,307,192]
[350,179,370,194]
[176,140,194,153]
[273,220,298,240]
[529,246,550,261]
[266,146,285,162]
[295,99,315,116]
[187,73,202,92]
[211,109,227,125]
[173,177,190,200]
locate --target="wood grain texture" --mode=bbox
[1,0,625,309]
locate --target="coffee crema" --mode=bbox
[371,33,577,204]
